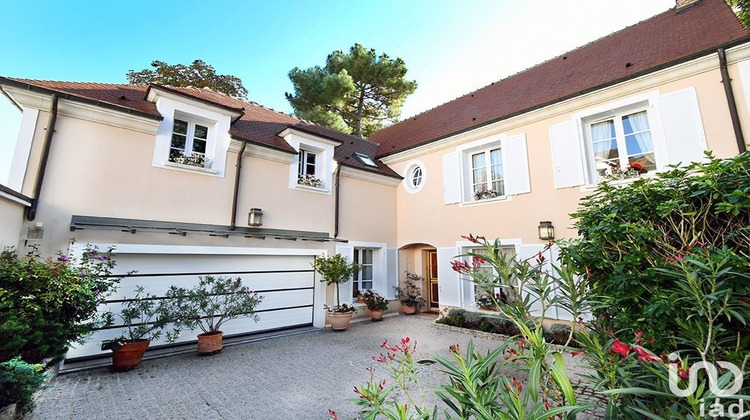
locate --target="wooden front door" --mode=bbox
[427,250,439,309]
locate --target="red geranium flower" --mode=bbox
[611,340,630,357]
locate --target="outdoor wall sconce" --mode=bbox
[248,208,263,227]
[538,221,555,241]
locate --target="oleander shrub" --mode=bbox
[562,152,749,355]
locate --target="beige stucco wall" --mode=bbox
[388,52,750,250]
[14,109,397,257]
[0,197,25,250]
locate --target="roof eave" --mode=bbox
[0,77,163,121]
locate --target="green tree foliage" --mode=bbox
[727,0,750,29]
[127,60,248,99]
[561,152,749,356]
[286,43,417,138]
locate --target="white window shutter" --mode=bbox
[436,246,461,307]
[334,245,354,305]
[659,87,707,167]
[501,133,531,195]
[386,248,398,300]
[549,120,585,188]
[442,152,461,204]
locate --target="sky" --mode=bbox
[0,0,676,185]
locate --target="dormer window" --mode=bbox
[169,119,209,167]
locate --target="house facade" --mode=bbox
[369,0,750,315]
[1,0,748,361]
[0,81,401,360]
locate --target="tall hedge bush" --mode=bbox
[562,152,749,356]
[0,247,120,364]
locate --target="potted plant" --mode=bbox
[166,276,263,355]
[313,254,360,331]
[395,272,426,315]
[360,289,388,321]
[101,286,180,371]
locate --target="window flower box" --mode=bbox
[169,152,206,168]
[474,189,498,201]
[297,174,324,188]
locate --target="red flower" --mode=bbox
[634,331,643,343]
[461,234,480,244]
[449,344,460,354]
[571,350,586,357]
[472,256,485,267]
[611,340,630,357]
[329,409,338,420]
[633,347,661,363]
[629,162,643,171]
[451,260,471,274]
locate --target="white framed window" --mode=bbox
[402,160,426,194]
[298,149,317,177]
[170,118,210,165]
[551,88,707,189]
[450,132,529,205]
[150,89,235,177]
[353,248,374,297]
[470,147,504,199]
[585,108,656,181]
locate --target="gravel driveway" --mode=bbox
[25,315,592,419]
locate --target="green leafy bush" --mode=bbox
[562,152,749,354]
[0,357,46,413]
[0,246,121,364]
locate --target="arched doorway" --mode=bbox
[399,243,438,312]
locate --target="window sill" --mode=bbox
[294,184,329,194]
[579,174,652,192]
[163,161,219,175]
[459,195,512,207]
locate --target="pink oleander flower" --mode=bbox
[633,347,661,363]
[611,340,630,357]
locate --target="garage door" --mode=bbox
[65,245,319,360]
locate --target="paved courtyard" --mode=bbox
[26,315,590,419]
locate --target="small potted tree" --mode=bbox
[360,289,388,321]
[166,276,263,355]
[395,273,426,315]
[313,254,360,331]
[101,286,180,371]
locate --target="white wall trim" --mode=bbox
[8,107,38,191]
[2,86,160,135]
[69,243,327,257]
[146,88,243,119]
[229,140,295,164]
[0,189,31,206]
[340,166,401,187]
[284,132,335,194]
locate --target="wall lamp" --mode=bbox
[248,208,263,227]
[538,221,555,241]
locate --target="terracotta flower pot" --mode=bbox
[112,339,150,371]
[328,311,353,331]
[197,331,223,355]
[370,309,384,321]
[402,305,417,315]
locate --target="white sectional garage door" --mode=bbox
[66,245,318,360]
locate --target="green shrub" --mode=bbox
[562,152,749,354]
[0,357,46,413]
[0,246,121,364]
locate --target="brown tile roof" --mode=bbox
[370,0,750,157]
[0,77,400,179]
